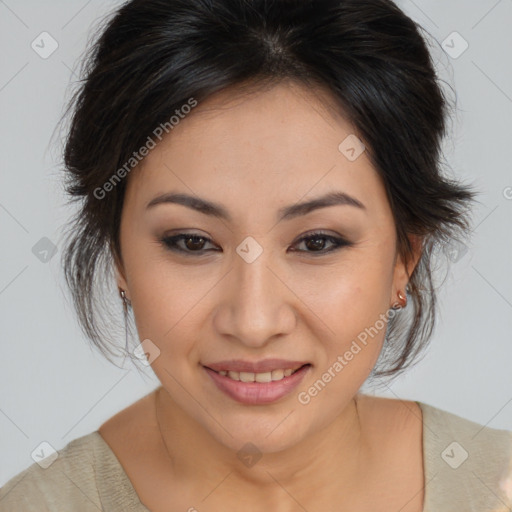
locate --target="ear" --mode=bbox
[391,234,423,303]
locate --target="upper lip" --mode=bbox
[204,359,310,373]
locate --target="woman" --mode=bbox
[1,0,511,510]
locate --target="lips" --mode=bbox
[202,359,312,405]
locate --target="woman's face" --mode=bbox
[116,81,416,453]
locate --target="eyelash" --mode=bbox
[159,231,353,257]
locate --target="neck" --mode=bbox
[155,386,371,506]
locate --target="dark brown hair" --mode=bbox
[58,0,477,381]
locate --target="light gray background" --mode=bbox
[1,0,511,486]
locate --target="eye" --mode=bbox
[159,231,353,256]
[289,232,353,255]
[160,233,217,254]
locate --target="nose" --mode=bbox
[213,247,297,348]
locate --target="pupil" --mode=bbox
[306,237,325,251]
[186,236,204,250]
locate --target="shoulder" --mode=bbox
[0,431,146,511]
[0,432,105,511]
[417,401,512,511]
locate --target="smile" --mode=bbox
[203,362,311,405]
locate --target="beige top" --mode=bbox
[1,401,512,511]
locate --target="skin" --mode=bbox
[100,80,425,511]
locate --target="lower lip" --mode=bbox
[203,365,311,405]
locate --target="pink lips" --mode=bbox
[203,360,311,405]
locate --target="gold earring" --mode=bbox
[397,290,407,308]
[391,290,407,310]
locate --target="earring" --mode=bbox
[119,288,131,312]
[119,288,131,351]
[391,289,408,310]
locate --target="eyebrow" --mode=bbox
[146,190,366,222]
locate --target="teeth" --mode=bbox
[218,367,302,382]
[271,369,284,380]
[239,372,254,382]
[255,372,272,383]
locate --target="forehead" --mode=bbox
[156,80,359,158]
[124,81,386,220]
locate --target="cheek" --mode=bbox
[298,254,394,384]
[120,239,193,348]
[295,266,392,412]
[129,276,201,352]
[295,253,394,334]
